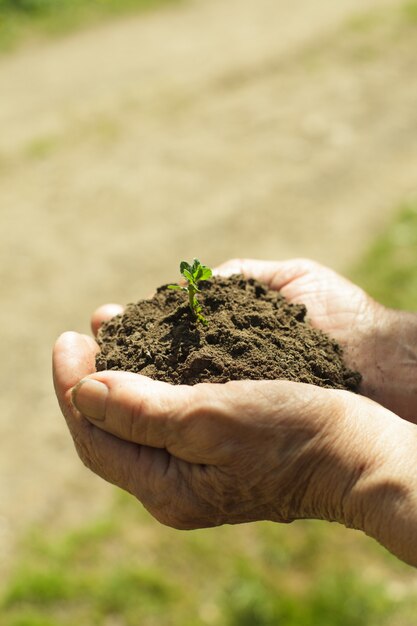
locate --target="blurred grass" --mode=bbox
[2,200,417,624]
[0,0,182,52]
[352,202,417,310]
[1,489,417,626]
[404,0,417,23]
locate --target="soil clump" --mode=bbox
[96,276,361,391]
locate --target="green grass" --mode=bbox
[404,0,417,23]
[1,491,417,626]
[352,202,417,310]
[0,0,182,52]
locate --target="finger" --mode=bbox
[52,332,139,482]
[70,371,319,466]
[53,334,226,529]
[214,258,320,291]
[91,304,124,336]
[52,333,187,506]
[72,370,251,464]
[71,370,198,457]
[53,332,98,411]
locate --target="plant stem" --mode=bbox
[188,285,197,317]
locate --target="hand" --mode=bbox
[53,332,417,566]
[215,258,417,423]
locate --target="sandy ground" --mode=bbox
[0,0,416,570]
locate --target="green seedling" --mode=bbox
[168,259,213,324]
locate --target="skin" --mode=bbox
[53,258,417,567]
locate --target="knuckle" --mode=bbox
[192,467,230,519]
[138,464,213,530]
[72,429,94,470]
[164,514,196,531]
[129,388,178,446]
[171,387,202,435]
[291,257,321,274]
[73,426,126,486]
[143,496,197,530]
[294,256,317,266]
[129,392,149,442]
[182,388,204,423]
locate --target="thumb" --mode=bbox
[71,371,214,463]
[71,371,318,465]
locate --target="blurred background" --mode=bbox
[1,0,417,623]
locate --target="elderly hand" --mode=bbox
[53,331,417,567]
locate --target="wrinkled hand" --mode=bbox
[52,258,417,566]
[53,330,367,527]
[53,331,417,566]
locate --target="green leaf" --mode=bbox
[191,258,201,274]
[192,261,212,283]
[194,265,203,281]
[199,267,212,281]
[182,269,194,284]
[180,261,191,276]
[173,259,212,324]
[168,284,185,291]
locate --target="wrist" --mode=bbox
[360,305,417,423]
[344,405,417,567]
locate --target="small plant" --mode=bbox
[168,259,213,324]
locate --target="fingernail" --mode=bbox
[72,379,108,421]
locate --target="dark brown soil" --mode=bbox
[96,276,361,391]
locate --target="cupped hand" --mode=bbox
[53,331,369,528]
[53,332,417,566]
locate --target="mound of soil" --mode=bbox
[96,276,361,391]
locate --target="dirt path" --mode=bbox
[0,0,416,569]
